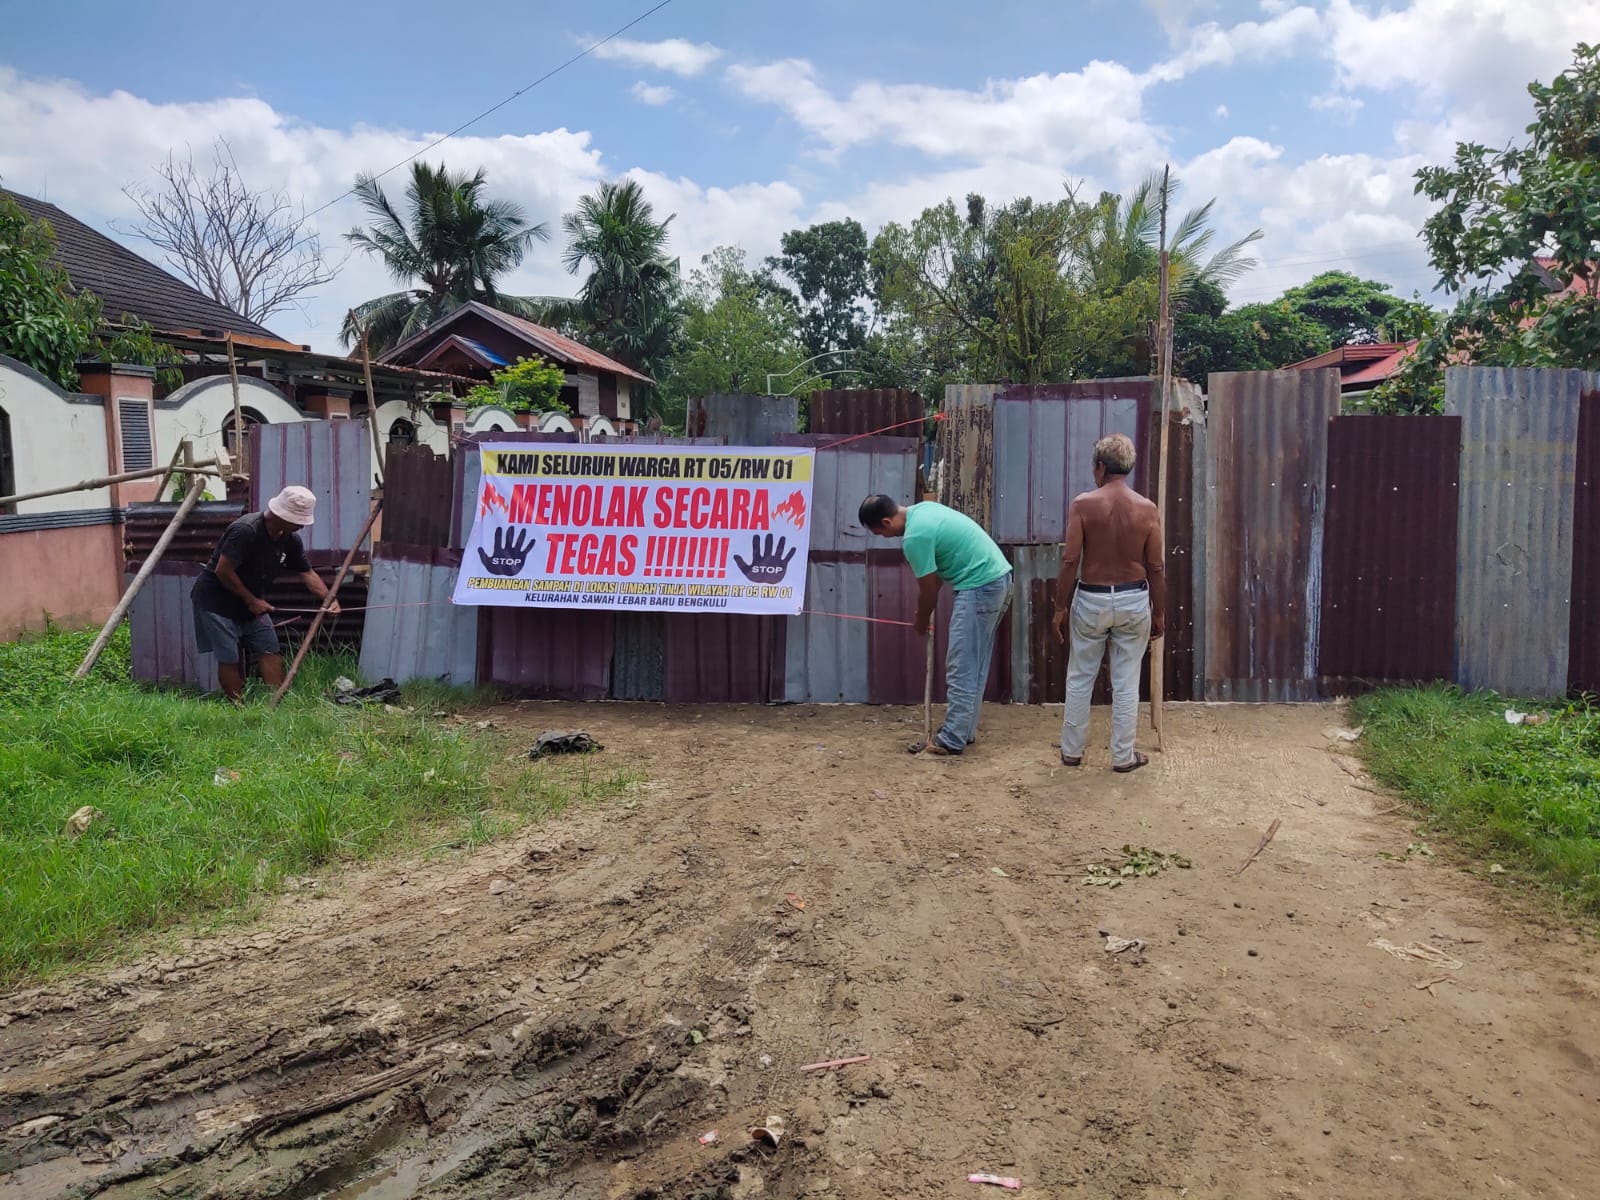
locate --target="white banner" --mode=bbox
[452,444,815,615]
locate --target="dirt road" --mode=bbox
[3,702,1598,1199]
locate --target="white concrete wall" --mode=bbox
[373,400,449,480]
[155,375,305,499]
[538,412,576,435]
[464,405,518,435]
[0,357,111,514]
[583,416,617,441]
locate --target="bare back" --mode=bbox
[1065,481,1161,585]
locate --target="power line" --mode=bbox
[301,0,676,224]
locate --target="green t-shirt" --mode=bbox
[901,502,1010,591]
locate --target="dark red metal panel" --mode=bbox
[124,502,245,568]
[663,614,786,703]
[1318,415,1461,689]
[808,389,925,437]
[477,606,614,700]
[1570,392,1600,694]
[866,552,1011,705]
[382,444,455,549]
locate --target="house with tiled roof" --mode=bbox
[379,300,651,435]
[2,188,287,343]
[1285,341,1418,396]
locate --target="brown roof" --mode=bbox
[1286,341,1417,389]
[379,300,653,384]
[3,188,281,341]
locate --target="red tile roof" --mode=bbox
[380,301,653,384]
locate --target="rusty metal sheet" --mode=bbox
[939,385,997,525]
[250,419,372,556]
[778,434,919,555]
[128,563,217,692]
[1448,367,1593,697]
[867,553,1011,705]
[124,501,245,567]
[686,394,799,445]
[663,614,785,703]
[381,445,455,549]
[1318,415,1461,690]
[992,384,1148,547]
[1150,405,1202,702]
[611,612,667,701]
[476,606,614,700]
[808,389,925,437]
[1571,392,1600,694]
[784,558,871,702]
[359,548,477,687]
[1205,369,1341,701]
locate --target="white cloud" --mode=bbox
[0,68,785,352]
[588,36,722,77]
[1322,0,1599,138]
[1146,5,1323,83]
[1214,103,1230,119]
[1309,92,1364,120]
[630,81,676,107]
[726,58,1164,169]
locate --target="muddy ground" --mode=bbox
[2,702,1598,1199]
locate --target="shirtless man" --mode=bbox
[1051,433,1165,773]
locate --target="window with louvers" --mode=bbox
[118,398,154,471]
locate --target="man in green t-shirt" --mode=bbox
[860,495,1013,755]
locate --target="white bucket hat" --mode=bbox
[267,485,317,527]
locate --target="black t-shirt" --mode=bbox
[191,513,311,621]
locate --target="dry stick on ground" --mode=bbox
[1149,163,1172,752]
[269,497,383,707]
[800,1055,872,1072]
[74,473,209,679]
[1235,818,1282,875]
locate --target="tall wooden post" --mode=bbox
[1150,165,1172,752]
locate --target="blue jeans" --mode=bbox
[1060,587,1151,766]
[937,573,1013,752]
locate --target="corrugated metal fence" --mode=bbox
[250,420,373,560]
[1570,391,1600,694]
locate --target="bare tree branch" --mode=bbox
[121,139,338,325]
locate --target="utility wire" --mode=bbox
[302,0,676,223]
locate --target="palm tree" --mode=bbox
[1079,171,1262,306]
[341,162,549,352]
[556,179,680,398]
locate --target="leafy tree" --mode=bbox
[464,356,569,414]
[0,195,100,388]
[767,218,872,359]
[1173,279,1263,379]
[1382,42,1600,411]
[341,162,549,352]
[1276,271,1428,347]
[658,246,809,423]
[556,180,680,414]
[1232,299,1333,367]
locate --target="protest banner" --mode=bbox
[452,444,815,615]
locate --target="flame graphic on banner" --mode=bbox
[479,480,509,518]
[774,490,807,529]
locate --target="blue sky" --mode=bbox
[1,0,1593,350]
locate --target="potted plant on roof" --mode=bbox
[464,356,570,430]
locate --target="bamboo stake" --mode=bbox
[362,330,385,486]
[226,332,244,466]
[269,498,383,707]
[1,457,227,508]
[1149,165,1172,753]
[153,440,186,504]
[923,630,936,749]
[74,473,207,679]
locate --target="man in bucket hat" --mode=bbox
[190,485,339,703]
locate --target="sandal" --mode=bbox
[1060,751,1082,767]
[1113,752,1150,774]
[908,739,958,756]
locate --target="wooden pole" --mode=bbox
[269,498,383,707]
[1150,165,1172,753]
[226,332,244,467]
[923,631,936,749]
[361,330,385,487]
[153,440,186,504]
[73,473,207,679]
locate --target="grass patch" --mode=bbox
[0,627,631,983]
[1352,686,1600,914]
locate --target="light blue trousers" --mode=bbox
[937,573,1014,752]
[1060,587,1151,766]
